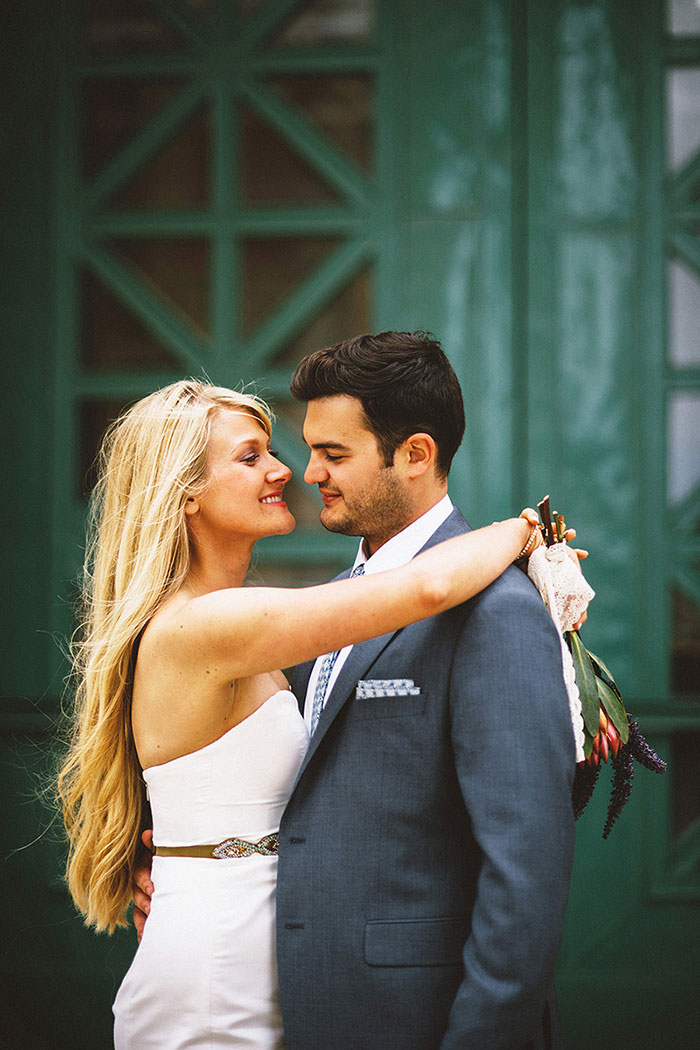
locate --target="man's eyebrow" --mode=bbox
[305,440,350,451]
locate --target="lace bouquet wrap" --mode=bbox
[527,497,666,837]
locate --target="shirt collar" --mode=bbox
[352,493,454,575]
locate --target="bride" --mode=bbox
[57,379,547,1049]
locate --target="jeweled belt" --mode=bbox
[154,832,279,859]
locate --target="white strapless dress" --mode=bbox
[113,690,309,1049]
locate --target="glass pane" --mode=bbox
[667,70,700,172]
[272,267,372,368]
[669,259,700,367]
[671,589,700,697]
[273,0,374,46]
[109,238,210,336]
[113,107,211,209]
[82,79,183,179]
[79,398,135,498]
[668,394,700,504]
[241,236,339,333]
[671,732,700,842]
[84,0,184,53]
[241,109,339,204]
[668,0,700,35]
[80,269,181,371]
[271,75,373,169]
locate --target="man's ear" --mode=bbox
[184,496,199,517]
[399,433,438,479]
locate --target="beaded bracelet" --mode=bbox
[516,523,541,562]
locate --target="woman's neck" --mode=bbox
[184,541,254,597]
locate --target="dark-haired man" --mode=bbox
[275,331,576,1050]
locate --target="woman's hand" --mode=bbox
[519,510,589,630]
[132,829,154,943]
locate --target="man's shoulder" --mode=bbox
[456,562,558,654]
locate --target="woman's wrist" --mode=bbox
[516,521,540,562]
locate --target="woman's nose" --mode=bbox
[268,456,292,483]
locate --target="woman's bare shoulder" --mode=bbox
[139,587,249,660]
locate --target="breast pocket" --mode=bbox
[364,917,466,967]
[353,691,427,719]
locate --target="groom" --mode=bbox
[276,331,575,1050]
[134,330,576,1049]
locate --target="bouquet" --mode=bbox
[532,497,666,837]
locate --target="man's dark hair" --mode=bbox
[290,331,465,478]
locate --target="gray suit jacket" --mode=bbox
[277,508,575,1050]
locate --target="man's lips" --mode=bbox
[319,490,341,506]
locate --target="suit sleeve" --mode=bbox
[440,571,576,1050]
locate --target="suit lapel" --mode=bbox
[296,627,399,776]
[295,508,472,777]
[290,661,313,714]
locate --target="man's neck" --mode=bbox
[363,488,449,557]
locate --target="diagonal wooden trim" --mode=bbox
[671,482,700,533]
[149,0,209,50]
[236,0,307,55]
[673,562,700,608]
[668,230,700,278]
[672,819,700,882]
[241,237,373,370]
[81,243,210,372]
[84,80,208,212]
[242,79,373,205]
[668,147,700,205]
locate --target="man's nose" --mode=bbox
[303,456,327,486]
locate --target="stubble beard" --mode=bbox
[319,466,413,550]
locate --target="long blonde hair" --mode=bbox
[57,380,272,932]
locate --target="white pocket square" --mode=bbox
[356,678,421,698]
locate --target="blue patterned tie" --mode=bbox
[310,563,365,735]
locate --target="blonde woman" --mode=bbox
[58,379,549,1049]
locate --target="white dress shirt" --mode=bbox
[303,494,454,729]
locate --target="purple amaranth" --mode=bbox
[572,760,601,820]
[627,717,667,774]
[603,745,635,839]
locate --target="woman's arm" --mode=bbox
[162,514,535,682]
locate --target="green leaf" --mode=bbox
[569,631,600,736]
[597,677,629,744]
[587,649,623,700]
[583,732,593,759]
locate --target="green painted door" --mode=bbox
[2,1,698,1047]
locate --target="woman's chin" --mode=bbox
[276,512,296,535]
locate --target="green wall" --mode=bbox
[2,2,698,1047]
